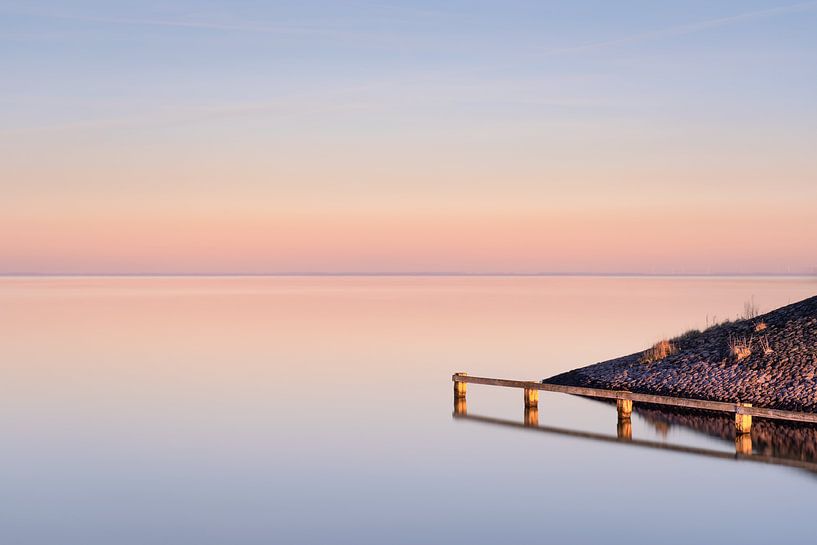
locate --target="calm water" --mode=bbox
[2,276,816,544]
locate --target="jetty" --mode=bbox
[451,295,817,458]
[452,373,817,438]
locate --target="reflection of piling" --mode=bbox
[735,433,753,455]
[454,372,468,400]
[524,406,539,427]
[454,397,467,416]
[617,418,633,440]
[735,403,752,434]
[524,388,539,408]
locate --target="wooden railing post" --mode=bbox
[735,403,752,434]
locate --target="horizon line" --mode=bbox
[2,272,816,278]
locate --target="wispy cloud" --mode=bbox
[0,74,607,138]
[1,0,460,32]
[0,7,371,40]
[0,92,379,137]
[4,1,814,52]
[346,1,456,20]
[542,1,817,55]
[0,1,467,44]
[0,66,614,138]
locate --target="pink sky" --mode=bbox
[3,2,816,274]
[3,124,815,274]
[2,194,815,274]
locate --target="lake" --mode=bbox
[2,276,816,544]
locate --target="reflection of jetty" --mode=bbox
[452,409,817,472]
[452,373,817,436]
[635,405,817,464]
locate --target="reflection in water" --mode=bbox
[454,398,817,474]
[736,434,753,456]
[635,405,817,466]
[524,407,539,427]
[454,397,467,416]
[617,418,632,441]
[5,276,817,543]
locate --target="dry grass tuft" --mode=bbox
[754,321,767,332]
[728,334,753,361]
[705,315,732,330]
[743,297,760,320]
[758,335,773,355]
[640,339,677,364]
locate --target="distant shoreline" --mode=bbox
[1,273,815,278]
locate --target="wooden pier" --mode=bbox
[452,373,817,434]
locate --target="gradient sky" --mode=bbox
[2,0,816,274]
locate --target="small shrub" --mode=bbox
[640,339,677,364]
[728,334,753,361]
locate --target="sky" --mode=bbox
[1,0,816,274]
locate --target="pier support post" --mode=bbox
[524,388,539,408]
[524,406,539,427]
[617,399,633,420]
[735,403,752,435]
[454,372,467,400]
[616,399,633,440]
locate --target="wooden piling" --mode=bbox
[617,399,633,420]
[524,388,539,408]
[454,372,468,399]
[616,399,633,440]
[735,403,752,434]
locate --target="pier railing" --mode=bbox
[452,373,817,436]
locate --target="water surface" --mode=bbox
[2,276,816,544]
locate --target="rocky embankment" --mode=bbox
[545,295,817,412]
